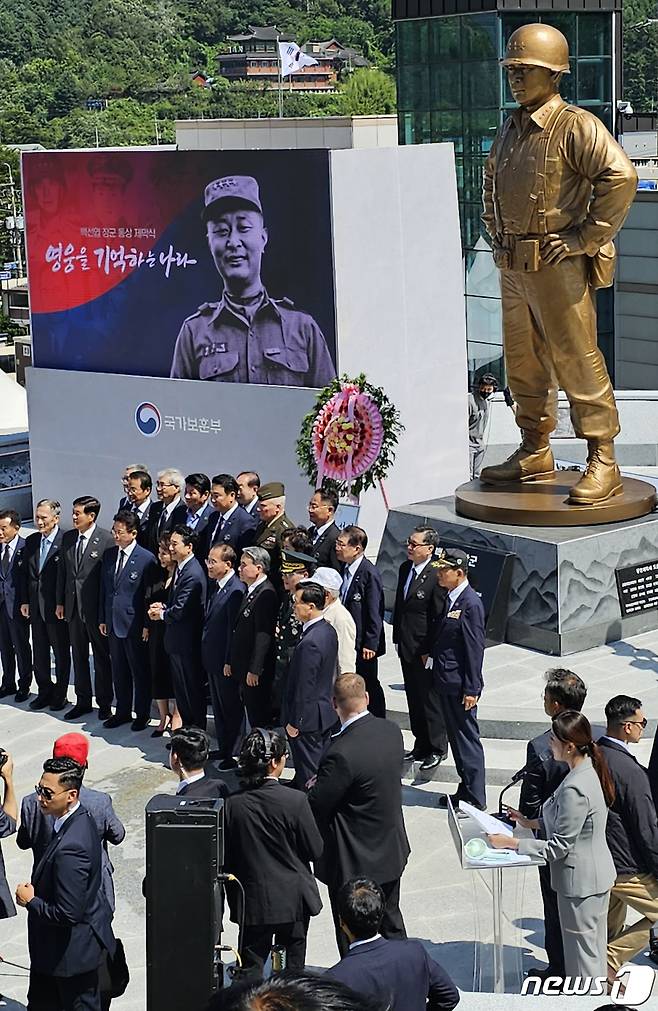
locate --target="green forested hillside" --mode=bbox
[0,0,396,148]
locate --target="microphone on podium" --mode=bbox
[491,765,527,826]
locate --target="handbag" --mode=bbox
[107,937,130,998]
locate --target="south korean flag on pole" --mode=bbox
[278,41,319,77]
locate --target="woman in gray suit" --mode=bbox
[489,711,616,983]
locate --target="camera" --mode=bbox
[617,100,634,117]
[0,749,9,771]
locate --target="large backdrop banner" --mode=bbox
[22,149,337,389]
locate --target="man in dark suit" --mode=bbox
[168,727,229,800]
[99,510,158,731]
[307,488,340,571]
[431,548,487,812]
[335,526,386,718]
[309,673,410,955]
[20,500,71,711]
[125,469,152,548]
[184,473,214,546]
[236,470,260,518]
[392,525,447,770]
[518,667,589,978]
[205,473,257,558]
[16,756,115,1011]
[17,732,125,915]
[0,508,33,702]
[148,525,206,729]
[146,469,187,555]
[284,583,339,789]
[203,544,245,769]
[328,877,460,1011]
[56,497,114,721]
[598,695,658,977]
[118,462,148,511]
[227,546,278,728]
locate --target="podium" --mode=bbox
[447,798,545,994]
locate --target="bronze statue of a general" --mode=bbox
[481,24,637,505]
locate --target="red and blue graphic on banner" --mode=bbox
[23,149,336,383]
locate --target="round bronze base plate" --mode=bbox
[455,473,657,527]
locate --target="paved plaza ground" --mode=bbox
[0,625,658,1008]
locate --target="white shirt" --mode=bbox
[77,523,96,548]
[448,578,470,607]
[115,538,137,573]
[176,553,195,574]
[349,933,382,950]
[54,801,81,834]
[217,571,235,592]
[2,533,19,563]
[176,771,206,794]
[404,556,432,597]
[303,615,323,633]
[601,735,631,753]
[312,520,334,541]
[334,708,369,737]
[346,555,364,579]
[134,500,150,519]
[244,498,258,515]
[164,496,182,520]
[341,554,364,599]
[247,574,267,596]
[220,503,239,523]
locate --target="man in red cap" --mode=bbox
[17,733,125,913]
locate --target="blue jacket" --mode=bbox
[431,583,485,697]
[284,618,338,732]
[18,786,125,913]
[0,535,27,618]
[205,506,257,556]
[163,556,206,654]
[201,573,245,674]
[99,543,159,639]
[342,557,385,655]
[327,936,460,1011]
[27,806,115,977]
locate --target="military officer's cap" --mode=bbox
[435,547,470,571]
[87,154,133,185]
[203,175,262,220]
[258,481,285,500]
[281,550,316,574]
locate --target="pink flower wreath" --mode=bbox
[297,374,403,498]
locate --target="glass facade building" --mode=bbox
[395,6,619,384]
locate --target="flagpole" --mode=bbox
[277,34,284,118]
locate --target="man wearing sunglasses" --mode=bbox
[597,695,658,981]
[16,756,115,1011]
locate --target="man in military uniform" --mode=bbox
[481,25,637,505]
[170,175,337,388]
[254,482,295,592]
[272,549,317,720]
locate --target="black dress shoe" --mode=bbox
[97,708,113,721]
[29,695,52,710]
[14,690,30,703]
[49,699,68,712]
[64,704,93,721]
[420,753,442,771]
[0,686,16,699]
[131,717,150,732]
[404,749,419,762]
[103,715,131,729]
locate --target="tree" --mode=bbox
[340,67,396,115]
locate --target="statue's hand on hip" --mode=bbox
[540,231,584,265]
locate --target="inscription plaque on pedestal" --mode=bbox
[616,559,658,617]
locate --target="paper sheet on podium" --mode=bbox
[459,801,513,836]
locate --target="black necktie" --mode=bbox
[158,509,167,535]
[213,516,225,545]
[0,545,8,576]
[114,549,125,587]
[309,525,318,542]
[75,535,85,569]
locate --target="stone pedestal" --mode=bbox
[378,496,658,655]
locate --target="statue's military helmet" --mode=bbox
[501,24,571,74]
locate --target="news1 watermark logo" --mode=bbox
[135,402,162,438]
[522,963,656,1005]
